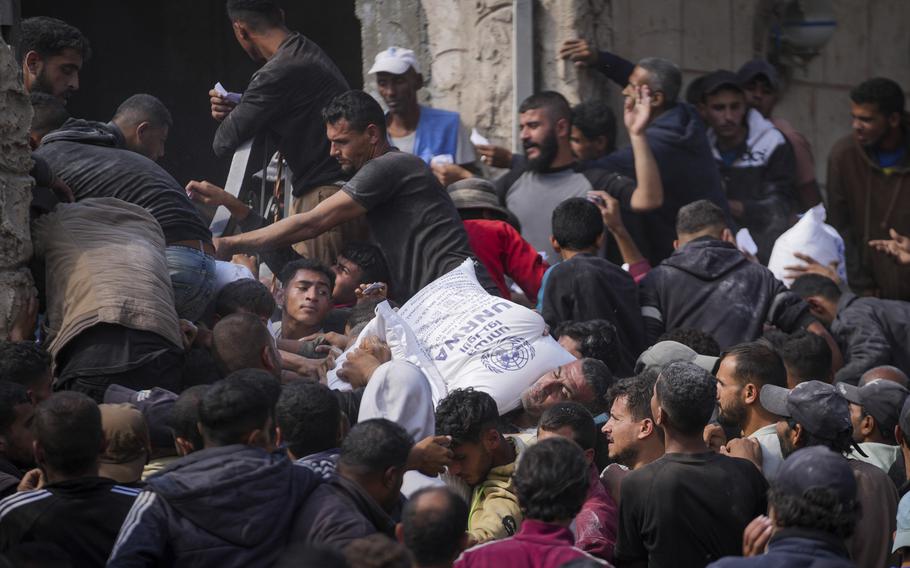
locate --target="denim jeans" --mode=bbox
[165,245,216,322]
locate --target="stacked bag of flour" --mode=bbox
[328,259,574,413]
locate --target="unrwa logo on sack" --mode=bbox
[481,337,536,374]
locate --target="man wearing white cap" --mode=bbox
[369,47,478,186]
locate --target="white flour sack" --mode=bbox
[767,204,848,287]
[328,259,574,413]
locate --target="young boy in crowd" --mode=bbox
[540,198,646,372]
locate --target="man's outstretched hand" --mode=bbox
[213,236,236,261]
[869,228,910,265]
[559,39,599,67]
[475,144,513,169]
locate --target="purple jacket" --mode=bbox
[574,466,619,561]
[454,519,610,568]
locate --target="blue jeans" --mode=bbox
[165,245,216,322]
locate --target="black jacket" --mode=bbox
[707,528,855,568]
[709,109,797,263]
[35,119,211,244]
[213,32,348,195]
[290,474,395,550]
[639,238,812,349]
[107,445,320,567]
[588,50,731,264]
[541,253,645,374]
[0,477,139,567]
[831,292,910,385]
[0,457,22,499]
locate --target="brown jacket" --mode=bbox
[827,121,910,300]
[847,459,897,568]
[33,198,183,364]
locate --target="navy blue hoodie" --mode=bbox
[585,51,731,264]
[107,445,320,567]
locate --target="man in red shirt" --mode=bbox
[447,178,547,303]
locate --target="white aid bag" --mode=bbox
[212,260,254,295]
[768,204,848,287]
[328,259,575,413]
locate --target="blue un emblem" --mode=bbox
[481,337,535,374]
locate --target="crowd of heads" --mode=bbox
[4,2,910,567]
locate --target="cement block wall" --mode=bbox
[357,0,910,187]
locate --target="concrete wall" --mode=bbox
[608,0,910,186]
[356,0,619,151]
[0,43,33,338]
[357,0,910,185]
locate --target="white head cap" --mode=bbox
[368,46,419,75]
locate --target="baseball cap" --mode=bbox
[760,380,852,441]
[99,403,150,484]
[635,341,719,375]
[736,59,781,91]
[447,178,521,230]
[700,70,744,98]
[368,47,419,75]
[104,385,177,451]
[898,396,910,440]
[837,379,910,440]
[775,446,857,505]
[895,493,910,552]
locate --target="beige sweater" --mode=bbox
[33,198,183,363]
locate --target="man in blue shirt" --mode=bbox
[368,47,478,186]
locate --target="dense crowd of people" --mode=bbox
[2,0,910,567]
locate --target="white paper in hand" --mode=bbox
[736,228,759,256]
[430,154,454,166]
[470,128,490,146]
[214,82,242,104]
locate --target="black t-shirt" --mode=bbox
[213,32,348,195]
[36,121,212,244]
[342,151,481,301]
[615,451,768,568]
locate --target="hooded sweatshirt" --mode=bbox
[639,237,812,349]
[589,52,731,264]
[827,118,910,300]
[35,119,211,245]
[708,108,797,264]
[468,436,527,544]
[829,292,910,385]
[107,445,320,567]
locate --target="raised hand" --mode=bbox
[624,84,653,137]
[869,228,910,265]
[559,39,599,67]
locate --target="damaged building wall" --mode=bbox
[0,43,33,338]
[356,0,619,150]
[357,0,910,185]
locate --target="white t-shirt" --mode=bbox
[749,423,784,482]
